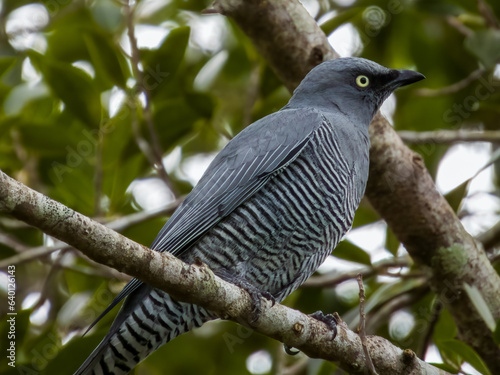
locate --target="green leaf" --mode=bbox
[81,282,120,328]
[332,240,371,265]
[444,179,468,212]
[3,82,50,117]
[494,319,500,345]
[342,278,424,325]
[463,283,496,331]
[317,360,338,374]
[18,123,81,155]
[83,32,128,89]
[64,268,102,295]
[29,52,102,128]
[435,339,461,371]
[0,309,31,351]
[90,0,123,32]
[259,64,283,98]
[104,153,145,211]
[320,7,362,35]
[351,201,380,228]
[438,339,492,375]
[0,56,17,81]
[434,308,457,341]
[222,46,252,78]
[153,97,207,151]
[141,26,190,99]
[385,225,400,256]
[123,216,167,248]
[184,92,215,118]
[428,362,462,373]
[101,104,133,168]
[445,147,500,212]
[464,30,500,69]
[0,56,23,87]
[45,8,96,63]
[46,334,105,375]
[49,165,96,215]
[181,122,221,157]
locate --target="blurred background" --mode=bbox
[0,0,499,374]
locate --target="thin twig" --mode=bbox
[377,269,423,279]
[303,257,409,288]
[398,129,500,144]
[93,128,104,216]
[446,16,473,37]
[418,299,443,359]
[32,248,68,311]
[0,245,65,269]
[489,251,500,264]
[414,68,485,97]
[105,195,184,231]
[303,267,373,288]
[0,231,30,253]
[477,0,500,29]
[124,0,177,195]
[357,274,378,375]
[365,284,429,333]
[0,217,31,229]
[64,263,131,280]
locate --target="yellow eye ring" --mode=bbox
[356,75,370,87]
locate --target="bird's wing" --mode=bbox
[87,108,325,329]
[150,108,325,254]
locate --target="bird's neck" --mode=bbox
[285,95,374,135]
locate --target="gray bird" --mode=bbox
[74,57,424,374]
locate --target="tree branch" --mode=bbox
[0,170,450,375]
[477,0,500,30]
[212,0,500,372]
[303,257,411,288]
[414,68,486,97]
[0,244,63,268]
[398,129,500,144]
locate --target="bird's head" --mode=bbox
[288,57,425,128]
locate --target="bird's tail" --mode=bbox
[73,285,215,375]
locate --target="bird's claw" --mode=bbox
[261,291,276,307]
[310,311,338,340]
[284,344,300,355]
[247,288,275,323]
[214,268,274,324]
[283,311,338,356]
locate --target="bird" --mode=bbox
[74,57,424,374]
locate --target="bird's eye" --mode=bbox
[356,75,370,88]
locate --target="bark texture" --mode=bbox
[213,0,500,372]
[0,170,451,375]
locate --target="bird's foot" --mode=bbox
[214,268,275,324]
[310,310,338,340]
[283,311,338,356]
[284,344,300,356]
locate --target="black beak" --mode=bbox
[391,69,425,88]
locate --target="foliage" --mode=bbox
[0,0,499,374]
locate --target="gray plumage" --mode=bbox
[74,57,424,374]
